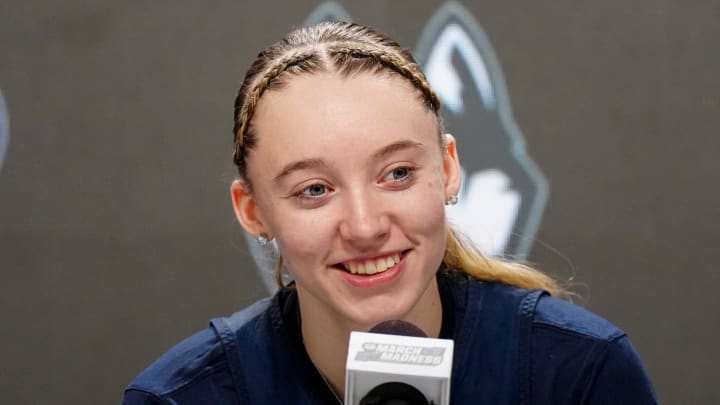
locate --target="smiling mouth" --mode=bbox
[335,252,404,275]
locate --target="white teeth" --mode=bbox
[343,253,402,276]
[375,259,387,272]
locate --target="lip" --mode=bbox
[338,251,407,288]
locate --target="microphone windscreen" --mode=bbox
[346,324,454,405]
[368,320,427,338]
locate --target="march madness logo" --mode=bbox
[356,342,447,366]
[250,2,549,292]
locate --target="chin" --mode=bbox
[343,297,417,331]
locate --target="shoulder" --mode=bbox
[447,276,657,403]
[123,298,274,403]
[459,275,624,341]
[533,294,625,341]
[528,294,658,403]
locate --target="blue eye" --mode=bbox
[383,166,414,183]
[390,167,410,180]
[298,183,327,198]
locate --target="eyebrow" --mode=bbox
[273,158,328,184]
[272,140,425,184]
[372,140,425,160]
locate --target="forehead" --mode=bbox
[249,72,439,161]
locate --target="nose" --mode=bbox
[338,191,391,248]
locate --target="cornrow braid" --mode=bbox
[231,22,445,183]
[328,43,441,112]
[233,51,318,169]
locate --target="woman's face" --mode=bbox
[232,71,460,330]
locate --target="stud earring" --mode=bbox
[256,233,269,246]
[446,195,458,206]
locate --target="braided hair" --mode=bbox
[231,21,564,296]
[232,22,441,189]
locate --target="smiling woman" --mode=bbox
[123,22,657,404]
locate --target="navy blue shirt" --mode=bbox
[124,271,657,404]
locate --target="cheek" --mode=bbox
[254,190,333,265]
[272,210,335,268]
[399,180,448,240]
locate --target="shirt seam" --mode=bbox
[532,319,625,341]
[128,361,230,399]
[123,387,167,404]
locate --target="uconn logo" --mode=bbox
[414,3,549,258]
[251,2,549,292]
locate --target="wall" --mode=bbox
[0,1,717,403]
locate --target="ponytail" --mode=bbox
[442,225,564,297]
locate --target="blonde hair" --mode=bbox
[232,21,564,296]
[443,226,562,296]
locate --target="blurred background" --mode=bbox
[1,1,718,403]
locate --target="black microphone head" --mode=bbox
[359,381,430,405]
[368,320,427,338]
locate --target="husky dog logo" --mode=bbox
[0,88,8,174]
[415,2,549,258]
[249,2,549,292]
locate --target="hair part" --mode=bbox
[233,21,564,297]
[232,22,440,190]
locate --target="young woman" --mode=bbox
[124,22,657,404]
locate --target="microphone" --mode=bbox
[344,320,454,405]
[369,320,428,337]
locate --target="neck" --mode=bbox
[298,278,443,399]
[301,317,349,398]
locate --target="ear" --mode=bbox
[442,134,462,198]
[230,180,269,238]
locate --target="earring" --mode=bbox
[256,233,269,246]
[446,195,458,206]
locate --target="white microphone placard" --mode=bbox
[345,331,454,405]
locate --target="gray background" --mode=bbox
[1,1,718,403]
